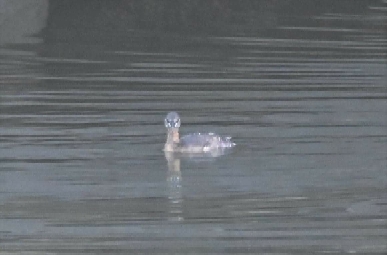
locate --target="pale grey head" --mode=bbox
[164,112,235,153]
[164,111,181,129]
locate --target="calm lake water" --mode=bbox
[1,2,386,254]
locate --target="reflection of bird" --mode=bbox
[164,112,235,153]
[165,151,183,222]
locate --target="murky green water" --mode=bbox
[0,2,386,254]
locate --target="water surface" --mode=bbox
[0,3,386,254]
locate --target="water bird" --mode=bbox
[164,112,235,153]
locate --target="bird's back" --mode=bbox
[179,133,235,152]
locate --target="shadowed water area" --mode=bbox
[0,1,387,254]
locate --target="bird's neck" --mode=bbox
[165,128,180,151]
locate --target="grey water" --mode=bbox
[1,1,387,254]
